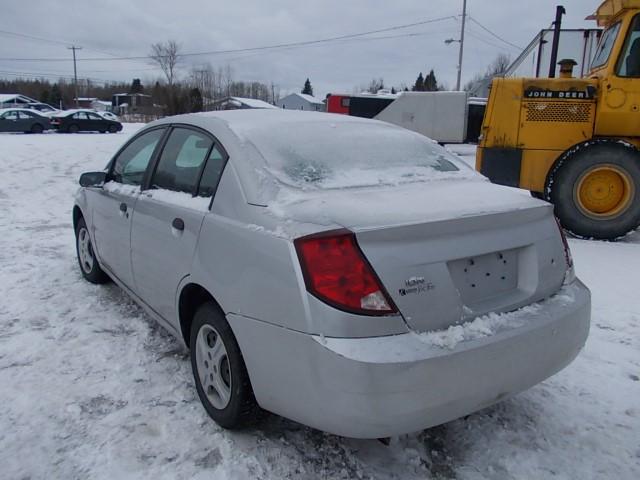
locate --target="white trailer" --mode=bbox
[374,91,469,144]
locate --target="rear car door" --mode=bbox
[18,110,41,131]
[130,126,227,322]
[86,111,105,131]
[90,127,166,288]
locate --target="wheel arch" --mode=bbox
[544,138,640,199]
[178,283,226,348]
[72,205,84,232]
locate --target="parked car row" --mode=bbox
[0,107,122,134]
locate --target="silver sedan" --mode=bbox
[73,110,591,439]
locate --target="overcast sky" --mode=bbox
[1,0,596,98]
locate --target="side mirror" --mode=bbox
[79,171,107,187]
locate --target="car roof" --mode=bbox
[144,110,404,206]
[0,107,46,116]
[52,109,102,117]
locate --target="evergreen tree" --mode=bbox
[391,87,397,94]
[424,69,438,91]
[50,83,63,108]
[39,90,50,104]
[302,78,313,96]
[188,87,203,112]
[412,72,424,91]
[130,78,144,93]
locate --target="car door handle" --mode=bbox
[119,202,127,213]
[172,218,185,231]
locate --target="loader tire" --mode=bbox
[546,141,640,240]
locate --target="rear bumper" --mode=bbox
[229,280,590,438]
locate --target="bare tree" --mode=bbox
[149,40,182,86]
[486,53,511,77]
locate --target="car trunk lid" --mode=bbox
[277,179,567,332]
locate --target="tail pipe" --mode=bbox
[549,5,566,78]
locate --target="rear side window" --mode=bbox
[151,127,213,194]
[617,14,640,76]
[197,144,228,197]
[591,22,621,69]
[112,128,165,185]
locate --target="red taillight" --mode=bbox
[294,229,398,316]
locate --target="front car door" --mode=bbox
[131,126,228,323]
[90,127,166,288]
[0,110,21,132]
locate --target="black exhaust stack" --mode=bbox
[549,5,566,78]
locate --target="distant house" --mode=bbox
[74,97,98,109]
[209,96,277,111]
[0,94,39,108]
[276,93,325,111]
[91,100,112,112]
[112,93,153,114]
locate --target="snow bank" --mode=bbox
[1,130,639,480]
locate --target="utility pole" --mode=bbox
[456,0,467,91]
[445,0,467,91]
[68,45,82,108]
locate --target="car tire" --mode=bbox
[31,123,44,134]
[75,217,110,284]
[108,125,118,133]
[68,124,79,134]
[190,302,263,429]
[547,141,640,240]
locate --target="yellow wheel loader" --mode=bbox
[476,0,640,240]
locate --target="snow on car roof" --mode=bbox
[51,109,100,117]
[147,110,477,206]
[0,107,47,116]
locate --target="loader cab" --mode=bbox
[587,2,640,138]
[588,1,640,79]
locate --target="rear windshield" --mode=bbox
[245,120,475,189]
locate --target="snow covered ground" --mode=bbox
[1,127,638,479]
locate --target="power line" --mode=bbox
[0,15,458,62]
[0,69,119,84]
[467,16,523,50]
[0,29,132,60]
[465,28,517,52]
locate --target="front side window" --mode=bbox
[197,144,228,197]
[87,112,103,120]
[111,128,165,185]
[617,14,640,76]
[18,111,35,119]
[591,22,621,69]
[151,128,213,194]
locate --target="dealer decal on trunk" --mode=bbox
[399,276,435,296]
